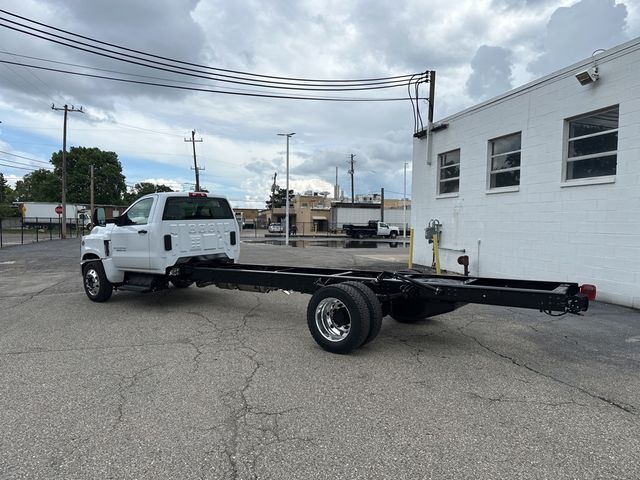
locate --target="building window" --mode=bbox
[437,149,460,194]
[565,105,618,180]
[489,132,521,189]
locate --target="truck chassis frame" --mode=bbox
[164,261,589,353]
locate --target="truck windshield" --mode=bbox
[162,197,234,220]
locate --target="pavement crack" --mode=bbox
[457,325,637,415]
[112,364,159,430]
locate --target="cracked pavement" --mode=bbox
[0,238,639,479]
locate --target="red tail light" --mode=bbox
[189,192,208,197]
[580,284,597,301]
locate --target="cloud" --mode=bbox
[528,0,629,75]
[465,45,514,100]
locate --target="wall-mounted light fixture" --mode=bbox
[575,67,599,85]
[576,49,606,86]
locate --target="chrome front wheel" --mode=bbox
[82,261,113,302]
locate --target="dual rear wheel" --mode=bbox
[307,283,382,354]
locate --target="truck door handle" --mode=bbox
[138,230,148,234]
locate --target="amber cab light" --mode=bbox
[580,284,597,301]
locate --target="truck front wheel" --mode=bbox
[307,284,372,354]
[389,231,397,239]
[83,261,113,302]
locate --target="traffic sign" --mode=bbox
[55,205,63,215]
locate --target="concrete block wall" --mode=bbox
[412,38,640,308]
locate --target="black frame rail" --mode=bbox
[184,263,588,314]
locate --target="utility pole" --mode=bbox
[90,164,94,221]
[380,187,385,222]
[52,104,83,239]
[270,171,277,222]
[184,130,203,191]
[278,132,295,246]
[348,154,356,204]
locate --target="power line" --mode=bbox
[0,160,44,171]
[0,10,418,85]
[0,59,420,102]
[0,150,50,164]
[0,157,52,169]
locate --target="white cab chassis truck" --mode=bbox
[81,192,593,354]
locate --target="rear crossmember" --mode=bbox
[179,262,590,354]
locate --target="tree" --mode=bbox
[13,168,60,202]
[0,172,14,203]
[124,182,174,204]
[50,146,127,205]
[265,186,294,210]
[0,172,18,218]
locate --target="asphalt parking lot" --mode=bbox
[1,238,639,479]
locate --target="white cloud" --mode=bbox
[466,46,514,100]
[0,0,639,205]
[528,0,629,75]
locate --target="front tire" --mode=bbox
[83,261,113,302]
[307,284,372,354]
[389,231,397,239]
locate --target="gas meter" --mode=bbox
[425,219,442,244]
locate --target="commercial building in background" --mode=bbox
[412,37,640,308]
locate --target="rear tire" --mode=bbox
[390,231,397,239]
[340,281,383,345]
[83,261,113,302]
[307,284,371,354]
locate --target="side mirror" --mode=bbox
[93,207,106,227]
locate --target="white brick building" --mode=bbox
[411,37,640,308]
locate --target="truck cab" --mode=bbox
[81,192,240,301]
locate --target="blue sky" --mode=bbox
[0,0,638,208]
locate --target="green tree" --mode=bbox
[265,186,294,210]
[50,147,126,205]
[124,182,174,204]
[0,172,13,203]
[13,168,60,202]
[0,172,18,218]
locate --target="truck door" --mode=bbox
[110,197,154,269]
[378,222,390,236]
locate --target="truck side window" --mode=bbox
[126,198,153,225]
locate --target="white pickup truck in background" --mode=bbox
[81,192,240,301]
[342,220,400,239]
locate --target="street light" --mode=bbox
[277,132,295,246]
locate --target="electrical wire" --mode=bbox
[0,14,416,92]
[0,160,48,171]
[0,59,421,102]
[0,150,51,164]
[0,9,417,85]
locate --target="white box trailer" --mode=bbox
[17,202,91,228]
